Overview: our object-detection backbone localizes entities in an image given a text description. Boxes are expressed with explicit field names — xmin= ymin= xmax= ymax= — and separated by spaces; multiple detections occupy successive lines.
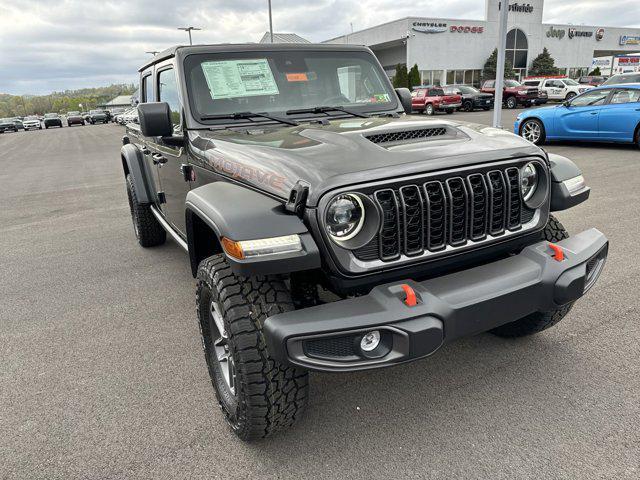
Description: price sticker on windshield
xmin=201 ymin=59 xmax=280 ymax=99
xmin=286 ymin=73 xmax=308 ymax=82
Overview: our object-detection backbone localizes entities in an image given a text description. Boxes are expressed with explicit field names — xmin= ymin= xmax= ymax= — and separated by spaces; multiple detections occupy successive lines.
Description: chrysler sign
xmin=412 ymin=21 xmax=447 ymax=34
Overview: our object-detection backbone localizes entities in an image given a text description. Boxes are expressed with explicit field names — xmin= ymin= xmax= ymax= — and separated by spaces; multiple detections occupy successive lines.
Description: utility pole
xmin=493 ymin=0 xmax=509 ymax=128
xmin=268 ymin=0 xmax=274 ymax=43
xmin=178 ymin=26 xmax=201 ymax=45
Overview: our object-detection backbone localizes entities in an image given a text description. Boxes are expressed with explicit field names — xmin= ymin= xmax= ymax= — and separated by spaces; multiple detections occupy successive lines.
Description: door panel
xmin=555 ymin=89 xmax=611 ymax=140
xmin=155 ymin=66 xmax=191 ymax=235
xmin=598 ymin=89 xmax=640 ymax=141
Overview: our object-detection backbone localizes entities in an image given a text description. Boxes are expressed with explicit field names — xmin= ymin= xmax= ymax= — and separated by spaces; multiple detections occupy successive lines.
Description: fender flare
xmin=120 ymin=143 xmax=157 ymax=204
xmin=185 ymin=182 xmax=321 ymax=277
xmin=547 ymin=153 xmax=590 ymax=211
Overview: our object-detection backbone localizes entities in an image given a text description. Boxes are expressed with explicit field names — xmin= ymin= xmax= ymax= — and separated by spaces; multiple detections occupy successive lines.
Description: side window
xmin=142 ymin=74 xmax=153 ymax=103
xmin=570 ymin=89 xmax=610 ymax=107
xmin=610 ymin=89 xmax=640 ymax=104
xmin=158 ymin=68 xmax=181 ymax=131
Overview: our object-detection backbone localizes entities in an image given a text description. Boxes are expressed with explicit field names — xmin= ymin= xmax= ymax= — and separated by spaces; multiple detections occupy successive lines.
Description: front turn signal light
xmin=222 ymin=235 xmax=302 ymax=260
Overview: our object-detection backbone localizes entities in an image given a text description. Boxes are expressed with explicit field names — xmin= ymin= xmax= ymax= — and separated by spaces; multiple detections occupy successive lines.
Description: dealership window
xmin=506 ymin=28 xmax=528 ymax=79
xmin=420 ymin=70 xmax=444 ymax=86
xmin=443 ymin=69 xmax=482 ymax=87
xmin=568 ymin=67 xmax=589 ymax=79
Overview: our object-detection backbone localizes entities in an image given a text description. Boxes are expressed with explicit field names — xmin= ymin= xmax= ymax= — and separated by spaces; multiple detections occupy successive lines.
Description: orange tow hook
xmin=548 ymin=243 xmax=565 ymax=262
xmin=401 ymin=284 xmax=417 ymax=307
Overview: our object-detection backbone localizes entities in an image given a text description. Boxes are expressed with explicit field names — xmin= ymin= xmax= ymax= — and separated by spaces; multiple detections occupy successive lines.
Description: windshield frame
xmin=181 ymin=47 xmax=400 ymax=127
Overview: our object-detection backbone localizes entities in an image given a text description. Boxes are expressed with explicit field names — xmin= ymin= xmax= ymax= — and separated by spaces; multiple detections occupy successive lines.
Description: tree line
xmin=391 ymin=48 xmax=600 ymax=88
xmin=0 ymin=84 xmax=137 ymax=118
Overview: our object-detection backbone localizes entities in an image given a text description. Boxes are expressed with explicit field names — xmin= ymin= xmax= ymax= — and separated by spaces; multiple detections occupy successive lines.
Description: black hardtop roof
xmin=138 ymin=43 xmax=372 ymax=72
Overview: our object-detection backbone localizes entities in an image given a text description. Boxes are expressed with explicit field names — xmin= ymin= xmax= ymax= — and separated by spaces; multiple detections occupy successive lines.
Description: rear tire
xmin=565 ymin=92 xmax=577 ymax=101
xmin=125 ymin=174 xmax=166 ymax=247
xmin=634 ymin=125 xmax=640 ymax=149
xmin=196 ymin=255 xmax=309 ymax=441
xmin=490 ymin=215 xmax=572 ymax=338
xmin=425 ymin=104 xmax=434 ymax=115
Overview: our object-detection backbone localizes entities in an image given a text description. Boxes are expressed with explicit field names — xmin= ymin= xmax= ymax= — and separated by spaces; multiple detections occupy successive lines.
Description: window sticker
xmin=370 ymin=93 xmax=391 ymax=103
xmin=286 ymin=73 xmax=308 ymax=82
xmin=201 ymin=59 xmax=279 ymax=99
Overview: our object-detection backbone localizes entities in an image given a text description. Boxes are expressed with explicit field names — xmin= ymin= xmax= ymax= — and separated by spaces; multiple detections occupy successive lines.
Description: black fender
xmin=548 ymin=153 xmax=590 ymax=211
xmin=120 ymin=143 xmax=157 ymax=204
xmin=185 ymin=182 xmax=321 ymax=277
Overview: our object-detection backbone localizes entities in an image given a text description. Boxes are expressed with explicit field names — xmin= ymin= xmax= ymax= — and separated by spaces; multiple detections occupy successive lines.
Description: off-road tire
xmin=490 ymin=215 xmax=573 ymax=337
xmin=505 ymin=96 xmax=517 ymax=109
xmin=196 ymin=255 xmax=309 ymax=441
xmin=125 ymin=174 xmax=166 ymax=247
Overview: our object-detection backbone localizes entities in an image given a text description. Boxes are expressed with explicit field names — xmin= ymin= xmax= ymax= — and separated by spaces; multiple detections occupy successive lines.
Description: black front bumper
xmin=264 ymin=229 xmax=608 ymax=372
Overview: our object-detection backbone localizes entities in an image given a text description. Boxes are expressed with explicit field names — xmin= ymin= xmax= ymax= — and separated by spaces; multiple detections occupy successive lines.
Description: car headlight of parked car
xmin=325 ymin=193 xmax=365 ymax=241
xmin=521 ymin=162 xmax=538 ymax=202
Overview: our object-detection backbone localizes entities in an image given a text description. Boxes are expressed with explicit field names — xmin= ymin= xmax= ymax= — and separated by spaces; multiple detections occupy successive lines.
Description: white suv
xmin=523 ymin=77 xmax=592 ymax=101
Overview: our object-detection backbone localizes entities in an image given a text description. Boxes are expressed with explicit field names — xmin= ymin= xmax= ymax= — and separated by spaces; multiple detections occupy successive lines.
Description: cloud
xmin=0 ymin=0 xmax=638 ymax=95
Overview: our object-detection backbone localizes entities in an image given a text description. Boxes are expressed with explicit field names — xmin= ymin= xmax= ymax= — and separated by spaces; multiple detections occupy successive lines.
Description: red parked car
xmin=480 ymin=79 xmax=548 ymax=109
xmin=411 ymin=86 xmax=462 ymax=115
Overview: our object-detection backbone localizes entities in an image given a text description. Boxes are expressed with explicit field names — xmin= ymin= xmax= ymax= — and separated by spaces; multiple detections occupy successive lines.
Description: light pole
xmin=178 ymin=26 xmax=201 ymax=45
xmin=492 ymin=0 xmax=509 ymax=128
xmin=268 ymin=0 xmax=274 ymax=43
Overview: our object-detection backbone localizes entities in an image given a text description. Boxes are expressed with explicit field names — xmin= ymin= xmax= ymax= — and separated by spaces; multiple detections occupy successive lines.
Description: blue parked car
xmin=515 ymin=84 xmax=640 ymax=147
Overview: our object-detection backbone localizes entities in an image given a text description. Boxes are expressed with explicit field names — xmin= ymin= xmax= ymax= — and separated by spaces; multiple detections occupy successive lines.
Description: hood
xmin=189 ymin=115 xmax=543 ymax=206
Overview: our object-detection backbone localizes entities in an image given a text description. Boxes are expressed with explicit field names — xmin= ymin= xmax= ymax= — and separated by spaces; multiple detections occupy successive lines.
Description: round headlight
xmin=521 ymin=162 xmax=538 ymax=202
xmin=325 ymin=193 xmax=364 ymax=241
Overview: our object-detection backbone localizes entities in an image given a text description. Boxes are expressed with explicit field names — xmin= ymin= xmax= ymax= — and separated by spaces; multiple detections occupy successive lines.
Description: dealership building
xmin=325 ymin=0 xmax=640 ymax=86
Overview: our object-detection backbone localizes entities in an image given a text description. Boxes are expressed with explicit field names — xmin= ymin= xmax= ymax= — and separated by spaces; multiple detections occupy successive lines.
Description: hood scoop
xmin=365 ymin=126 xmax=457 ymax=146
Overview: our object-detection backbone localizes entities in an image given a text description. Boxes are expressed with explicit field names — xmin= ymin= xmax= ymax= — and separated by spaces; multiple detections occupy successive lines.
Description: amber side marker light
xmin=221 ymin=235 xmax=303 ymax=260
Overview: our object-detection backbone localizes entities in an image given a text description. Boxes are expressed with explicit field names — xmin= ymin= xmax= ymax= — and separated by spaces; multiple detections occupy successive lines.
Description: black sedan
xmin=43 ymin=113 xmax=63 ymax=129
xmin=446 ymin=85 xmax=494 ymax=112
xmin=0 ymin=117 xmax=19 ymax=133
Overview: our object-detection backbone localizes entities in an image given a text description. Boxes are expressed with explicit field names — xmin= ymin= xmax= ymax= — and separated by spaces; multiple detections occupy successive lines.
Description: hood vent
xmin=365 ymin=127 xmax=448 ymax=145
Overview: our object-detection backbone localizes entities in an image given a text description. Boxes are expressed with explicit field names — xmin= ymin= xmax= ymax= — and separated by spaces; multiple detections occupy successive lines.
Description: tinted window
xmin=158 ymin=68 xmax=181 ymax=130
xmin=610 ymin=89 xmax=640 ymax=104
xmin=484 ymin=80 xmax=495 ymax=88
xmin=603 ymin=73 xmax=640 ymax=85
xmin=142 ymin=74 xmax=153 ymax=102
xmin=429 ymin=89 xmax=445 ymax=96
xmin=570 ymin=89 xmax=610 ymax=106
xmin=505 ymin=80 xmax=521 ymax=88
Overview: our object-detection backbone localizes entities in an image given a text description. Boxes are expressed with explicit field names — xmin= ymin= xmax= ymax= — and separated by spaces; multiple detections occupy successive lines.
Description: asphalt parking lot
xmin=1 ymin=111 xmax=639 ymax=480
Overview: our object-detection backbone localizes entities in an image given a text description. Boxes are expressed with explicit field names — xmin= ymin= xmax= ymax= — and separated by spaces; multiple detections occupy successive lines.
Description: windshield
xmin=90 ymin=110 xmax=103 ymax=114
xmin=563 ymin=79 xmax=579 ymax=86
xmin=505 ymin=80 xmax=521 ymax=87
xmin=184 ymin=49 xmax=397 ymax=122
xmin=25 ymin=116 xmax=38 ymax=120
xmin=603 ymin=73 xmax=640 ymax=85
xmin=68 ymin=111 xmax=80 ymax=115
xmin=44 ymin=113 xmax=58 ymax=118
xmin=456 ymin=86 xmax=477 ymax=94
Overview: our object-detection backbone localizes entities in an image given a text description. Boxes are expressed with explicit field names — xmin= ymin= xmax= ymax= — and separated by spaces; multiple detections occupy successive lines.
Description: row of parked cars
xmin=0 ymin=109 xmax=125 ymax=133
xmin=410 ymin=72 xmax=640 ymax=115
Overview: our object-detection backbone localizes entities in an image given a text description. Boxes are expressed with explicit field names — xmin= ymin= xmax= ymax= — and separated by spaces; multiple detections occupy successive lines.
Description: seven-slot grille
xmin=354 ymin=166 xmax=536 ymax=262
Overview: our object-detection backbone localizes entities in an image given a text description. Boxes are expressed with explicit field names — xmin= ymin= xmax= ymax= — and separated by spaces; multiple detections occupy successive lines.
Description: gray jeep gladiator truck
xmin=121 ymin=44 xmax=608 ymax=440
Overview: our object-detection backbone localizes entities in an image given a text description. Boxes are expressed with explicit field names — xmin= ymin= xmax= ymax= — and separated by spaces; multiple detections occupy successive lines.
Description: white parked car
xmin=523 ymin=77 xmax=593 ymax=101
xmin=22 ymin=116 xmax=42 ymax=130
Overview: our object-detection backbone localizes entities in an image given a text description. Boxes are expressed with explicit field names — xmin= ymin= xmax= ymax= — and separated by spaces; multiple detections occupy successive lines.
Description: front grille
xmin=366 ymin=127 xmax=447 ymax=145
xmin=354 ymin=165 xmax=538 ymax=262
xmin=526 ymin=88 xmax=538 ymax=98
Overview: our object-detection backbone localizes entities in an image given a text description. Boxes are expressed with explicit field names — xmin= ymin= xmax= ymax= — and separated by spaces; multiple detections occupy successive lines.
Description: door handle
xmin=152 ymin=153 xmax=167 ymax=165
xmin=590 ymin=112 xmax=598 ymax=115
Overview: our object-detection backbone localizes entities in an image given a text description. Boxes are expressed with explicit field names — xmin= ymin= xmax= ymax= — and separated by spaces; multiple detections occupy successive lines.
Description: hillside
xmin=0 ymin=84 xmax=137 ymax=117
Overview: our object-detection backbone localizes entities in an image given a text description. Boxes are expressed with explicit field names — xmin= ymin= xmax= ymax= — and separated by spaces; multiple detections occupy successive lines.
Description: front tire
xmin=196 ymin=255 xmax=309 ymax=440
xmin=520 ymin=118 xmax=546 ymax=145
xmin=125 ymin=174 xmax=166 ymax=247
xmin=490 ymin=215 xmax=572 ymax=338
xmin=505 ymin=96 xmax=517 ymax=109
xmin=462 ymin=100 xmax=473 ymax=112
xmin=565 ymin=92 xmax=577 ymax=101
xmin=425 ymin=103 xmax=434 ymax=116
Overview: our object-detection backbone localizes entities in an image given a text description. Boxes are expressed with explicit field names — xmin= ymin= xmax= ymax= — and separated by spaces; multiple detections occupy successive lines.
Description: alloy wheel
xmin=210 ymin=301 xmax=236 ymax=395
xmin=521 ymin=120 xmax=542 ymax=144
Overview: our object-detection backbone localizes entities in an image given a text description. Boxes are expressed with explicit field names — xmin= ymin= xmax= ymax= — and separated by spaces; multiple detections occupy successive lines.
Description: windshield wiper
xmin=200 ymin=111 xmax=299 ymax=126
xmin=285 ymin=106 xmax=370 ymax=119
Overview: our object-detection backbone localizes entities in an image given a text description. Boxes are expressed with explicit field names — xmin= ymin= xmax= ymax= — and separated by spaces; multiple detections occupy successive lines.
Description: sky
xmin=1 ymin=0 xmax=639 ymax=95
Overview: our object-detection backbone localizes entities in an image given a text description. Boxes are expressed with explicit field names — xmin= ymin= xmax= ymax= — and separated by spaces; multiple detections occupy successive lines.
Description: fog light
xmin=360 ymin=330 xmax=381 ymax=352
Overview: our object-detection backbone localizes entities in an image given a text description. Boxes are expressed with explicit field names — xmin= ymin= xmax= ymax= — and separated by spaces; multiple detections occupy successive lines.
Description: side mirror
xmin=138 ymin=102 xmax=173 ymax=137
xmin=395 ymin=88 xmax=412 ymax=114
xmin=562 ymin=100 xmax=571 ymax=107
